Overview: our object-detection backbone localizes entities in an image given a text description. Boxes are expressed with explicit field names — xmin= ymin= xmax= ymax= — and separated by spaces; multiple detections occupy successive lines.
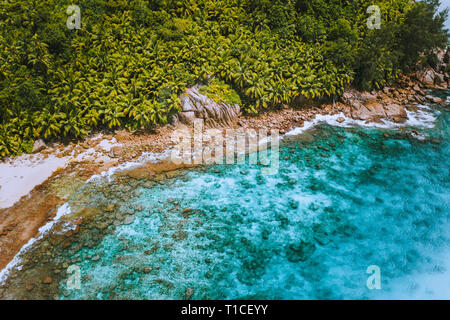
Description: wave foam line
xmin=0 ymin=203 xmax=72 ymax=285
xmin=285 ymin=105 xmax=438 ymax=137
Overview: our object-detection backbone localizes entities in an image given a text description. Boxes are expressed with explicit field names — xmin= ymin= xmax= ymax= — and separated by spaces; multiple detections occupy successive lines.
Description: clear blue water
xmin=59 ymin=100 xmax=449 ymax=300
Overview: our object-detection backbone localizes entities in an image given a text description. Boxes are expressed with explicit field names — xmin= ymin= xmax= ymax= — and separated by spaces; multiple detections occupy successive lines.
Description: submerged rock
xmin=185 ymin=288 xmax=194 ymax=300
xmin=172 ymin=230 xmax=188 ymax=241
xmin=285 ymin=241 xmax=316 ymax=263
xmin=143 ymin=267 xmax=152 ymax=274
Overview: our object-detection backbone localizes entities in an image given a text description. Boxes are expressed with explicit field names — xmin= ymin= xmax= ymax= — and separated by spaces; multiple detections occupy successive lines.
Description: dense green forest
xmin=0 ymin=0 xmax=448 ymax=157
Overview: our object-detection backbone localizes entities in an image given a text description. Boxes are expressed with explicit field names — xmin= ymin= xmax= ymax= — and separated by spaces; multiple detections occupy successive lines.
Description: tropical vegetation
xmin=0 ymin=0 xmax=448 ymax=157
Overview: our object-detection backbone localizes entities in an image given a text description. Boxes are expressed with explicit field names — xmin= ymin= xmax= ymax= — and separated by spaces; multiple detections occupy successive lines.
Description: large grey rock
xmin=180 ymin=94 xmax=194 ymax=112
xmin=359 ymin=92 xmax=377 ymax=103
xmin=175 ymin=86 xmax=241 ymax=127
xmin=32 ymin=139 xmax=46 ymax=153
xmin=417 ymin=68 xmax=436 ymax=86
xmin=178 ymin=111 xmax=196 ymax=125
xmin=384 ymin=103 xmax=407 ymax=123
xmin=351 ymin=102 xmax=391 ymax=121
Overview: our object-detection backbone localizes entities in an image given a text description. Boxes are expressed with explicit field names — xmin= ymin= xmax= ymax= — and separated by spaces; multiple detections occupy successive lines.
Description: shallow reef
xmin=1 ymin=96 xmax=449 ymax=300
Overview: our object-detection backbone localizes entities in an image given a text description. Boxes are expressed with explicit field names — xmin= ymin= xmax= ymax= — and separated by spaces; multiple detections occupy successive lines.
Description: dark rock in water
xmin=154 ymin=279 xmax=174 ymax=289
xmin=181 ymin=208 xmax=194 ymax=218
xmin=114 ymin=255 xmax=136 ymax=266
xmin=274 ymin=213 xmax=289 ymax=229
xmin=172 ymin=230 xmax=188 ymax=241
xmin=261 ymin=229 xmax=271 ymax=240
xmin=289 ymin=201 xmax=299 ymax=209
xmin=143 ymin=267 xmax=152 ymax=274
xmin=237 ymin=256 xmax=267 ymax=284
xmin=145 ymin=242 xmax=160 ymax=255
xmin=286 ymin=241 xmax=316 ymax=263
xmin=430 ymin=138 xmax=441 ymax=145
xmin=314 ymin=234 xmax=330 ymax=246
xmin=185 ymin=288 xmax=194 ymax=300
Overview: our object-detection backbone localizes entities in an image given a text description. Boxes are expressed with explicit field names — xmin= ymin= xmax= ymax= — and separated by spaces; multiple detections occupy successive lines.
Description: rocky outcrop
xmin=341 ymin=56 xmax=450 ymax=124
xmin=425 ymin=95 xmax=444 ymax=104
xmin=416 ymin=67 xmax=448 ymax=88
xmin=173 ymin=86 xmax=241 ymax=127
xmin=342 ymin=90 xmax=407 ymax=123
xmin=417 ymin=68 xmax=437 ymax=87
xmin=416 ymin=47 xmax=450 ymax=89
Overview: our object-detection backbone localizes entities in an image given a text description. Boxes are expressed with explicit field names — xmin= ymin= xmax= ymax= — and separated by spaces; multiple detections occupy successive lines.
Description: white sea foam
xmin=86 ymin=103 xmax=442 ymax=185
xmin=86 ymin=149 xmax=172 ymax=183
xmin=285 ymin=104 xmax=439 ymax=138
xmin=97 ymin=137 xmax=120 ymax=152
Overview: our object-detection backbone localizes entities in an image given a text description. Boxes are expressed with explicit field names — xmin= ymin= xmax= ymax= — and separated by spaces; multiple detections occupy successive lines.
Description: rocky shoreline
xmin=0 ymin=55 xmax=449 ymax=298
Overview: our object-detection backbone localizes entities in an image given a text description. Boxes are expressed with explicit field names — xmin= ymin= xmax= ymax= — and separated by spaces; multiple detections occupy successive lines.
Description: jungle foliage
xmin=0 ymin=0 xmax=448 ymax=157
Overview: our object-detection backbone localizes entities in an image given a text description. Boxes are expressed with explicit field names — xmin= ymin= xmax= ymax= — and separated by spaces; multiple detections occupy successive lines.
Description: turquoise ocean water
xmin=58 ymin=95 xmax=449 ymax=300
